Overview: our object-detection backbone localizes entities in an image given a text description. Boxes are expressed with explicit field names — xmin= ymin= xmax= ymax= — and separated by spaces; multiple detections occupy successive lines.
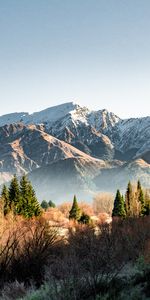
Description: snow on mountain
xmin=0 ymin=112 xmax=29 ymax=127
xmin=0 ymin=102 xmax=120 ymax=130
xmin=0 ymin=102 xmax=150 ymax=198
xmin=24 ymin=102 xmax=79 ymax=125
xmin=0 ymin=101 xmax=150 ymax=163
xmin=112 ymin=117 xmax=150 ymax=161
xmin=0 ymin=102 xmax=78 ymax=126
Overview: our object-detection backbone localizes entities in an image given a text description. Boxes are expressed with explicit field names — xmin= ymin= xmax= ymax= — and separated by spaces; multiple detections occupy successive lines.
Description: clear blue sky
xmin=0 ymin=0 xmax=150 ymax=118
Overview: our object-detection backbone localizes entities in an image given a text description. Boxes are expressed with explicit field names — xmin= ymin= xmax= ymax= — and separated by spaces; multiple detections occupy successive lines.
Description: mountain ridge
xmin=0 ymin=102 xmax=150 ymax=201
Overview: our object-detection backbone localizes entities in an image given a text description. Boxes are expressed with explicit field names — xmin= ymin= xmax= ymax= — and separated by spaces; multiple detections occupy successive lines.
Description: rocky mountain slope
xmin=0 ymin=102 xmax=150 ymax=201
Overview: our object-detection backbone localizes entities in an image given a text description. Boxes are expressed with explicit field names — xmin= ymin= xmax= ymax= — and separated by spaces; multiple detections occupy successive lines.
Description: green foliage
xmin=22 ymin=180 xmax=41 ymax=218
xmin=125 ymin=181 xmax=133 ymax=216
xmin=48 ymin=200 xmax=56 ymax=208
xmin=9 ymin=175 xmax=21 ymax=214
xmin=138 ymin=189 xmax=145 ymax=216
xmin=19 ymin=175 xmax=41 ymax=218
xmin=41 ymin=200 xmax=55 ymax=210
xmin=1 ymin=184 xmax=10 ymax=215
xmin=41 ymin=200 xmax=49 ymax=210
xmin=69 ymin=195 xmax=81 ymax=221
xmin=1 ymin=175 xmax=41 ymax=218
xmin=136 ymin=180 xmax=147 ymax=216
xmin=79 ymin=212 xmax=91 ymax=224
xmin=112 ymin=190 xmax=126 ymax=217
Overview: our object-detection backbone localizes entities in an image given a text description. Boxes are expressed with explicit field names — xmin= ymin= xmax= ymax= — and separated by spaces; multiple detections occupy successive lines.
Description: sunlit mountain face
xmin=0 ymin=102 xmax=150 ymax=202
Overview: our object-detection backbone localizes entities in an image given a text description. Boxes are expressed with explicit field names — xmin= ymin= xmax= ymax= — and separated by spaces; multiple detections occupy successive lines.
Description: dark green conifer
xmin=20 ymin=177 xmax=41 ymax=218
xmin=138 ymin=188 xmax=146 ymax=216
xmin=125 ymin=181 xmax=133 ymax=216
xmin=1 ymin=185 xmax=10 ymax=215
xmin=69 ymin=195 xmax=81 ymax=221
xmin=136 ymin=180 xmax=146 ymax=216
xmin=9 ymin=175 xmax=21 ymax=214
xmin=112 ymin=190 xmax=126 ymax=217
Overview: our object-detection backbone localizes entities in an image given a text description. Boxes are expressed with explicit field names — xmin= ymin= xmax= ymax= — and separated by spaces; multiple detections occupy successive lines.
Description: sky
xmin=0 ymin=0 xmax=150 ymax=118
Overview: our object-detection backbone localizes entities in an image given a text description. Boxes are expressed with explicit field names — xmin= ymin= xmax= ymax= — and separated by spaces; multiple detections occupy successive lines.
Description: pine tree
xmin=69 ymin=195 xmax=81 ymax=221
xmin=144 ymin=190 xmax=150 ymax=216
xmin=20 ymin=175 xmax=29 ymax=215
xmin=138 ymin=188 xmax=145 ymax=216
xmin=1 ymin=185 xmax=10 ymax=215
xmin=9 ymin=175 xmax=21 ymax=214
xmin=112 ymin=190 xmax=126 ymax=217
xmin=125 ymin=181 xmax=133 ymax=216
xmin=20 ymin=176 xmax=41 ymax=218
xmin=136 ymin=180 xmax=146 ymax=216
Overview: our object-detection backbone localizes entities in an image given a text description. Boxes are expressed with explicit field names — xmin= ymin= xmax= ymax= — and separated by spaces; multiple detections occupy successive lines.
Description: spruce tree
xmin=137 ymin=180 xmax=142 ymax=191
xmin=125 ymin=181 xmax=133 ymax=216
xmin=144 ymin=190 xmax=150 ymax=216
xmin=112 ymin=190 xmax=126 ymax=217
xmin=69 ymin=195 xmax=81 ymax=221
xmin=20 ymin=175 xmax=29 ymax=215
xmin=20 ymin=176 xmax=41 ymax=218
xmin=1 ymin=185 xmax=10 ymax=215
xmin=138 ymin=189 xmax=146 ymax=216
xmin=9 ymin=175 xmax=21 ymax=214
xmin=136 ymin=180 xmax=146 ymax=216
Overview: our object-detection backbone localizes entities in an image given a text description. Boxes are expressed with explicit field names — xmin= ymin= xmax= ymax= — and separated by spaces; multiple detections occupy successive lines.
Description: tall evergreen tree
xmin=125 ymin=181 xmax=133 ymax=216
xmin=138 ymin=188 xmax=146 ymax=216
xmin=69 ymin=195 xmax=81 ymax=221
xmin=144 ymin=190 xmax=150 ymax=216
xmin=136 ymin=180 xmax=146 ymax=216
xmin=9 ymin=175 xmax=21 ymax=214
xmin=137 ymin=180 xmax=142 ymax=191
xmin=20 ymin=176 xmax=41 ymax=218
xmin=112 ymin=190 xmax=126 ymax=217
xmin=1 ymin=185 xmax=10 ymax=215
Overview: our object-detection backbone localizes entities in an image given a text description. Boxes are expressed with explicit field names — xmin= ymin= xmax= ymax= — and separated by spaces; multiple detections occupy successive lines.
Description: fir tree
xmin=144 ymin=190 xmax=150 ymax=216
xmin=137 ymin=180 xmax=142 ymax=191
xmin=20 ymin=175 xmax=29 ymax=215
xmin=138 ymin=188 xmax=146 ymax=216
xmin=69 ymin=195 xmax=81 ymax=221
xmin=9 ymin=175 xmax=21 ymax=214
xmin=1 ymin=185 xmax=10 ymax=215
xmin=20 ymin=176 xmax=41 ymax=218
xmin=136 ymin=180 xmax=146 ymax=216
xmin=112 ymin=190 xmax=126 ymax=217
xmin=125 ymin=181 xmax=133 ymax=216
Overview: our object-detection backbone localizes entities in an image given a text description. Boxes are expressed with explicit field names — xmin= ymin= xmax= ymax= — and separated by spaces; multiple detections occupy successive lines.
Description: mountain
xmin=0 ymin=122 xmax=109 ymax=199
xmin=0 ymin=102 xmax=150 ymax=201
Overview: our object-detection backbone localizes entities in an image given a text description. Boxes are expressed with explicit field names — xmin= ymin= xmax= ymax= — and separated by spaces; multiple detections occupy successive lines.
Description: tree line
xmin=112 ymin=180 xmax=150 ymax=218
xmin=1 ymin=175 xmax=41 ymax=218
